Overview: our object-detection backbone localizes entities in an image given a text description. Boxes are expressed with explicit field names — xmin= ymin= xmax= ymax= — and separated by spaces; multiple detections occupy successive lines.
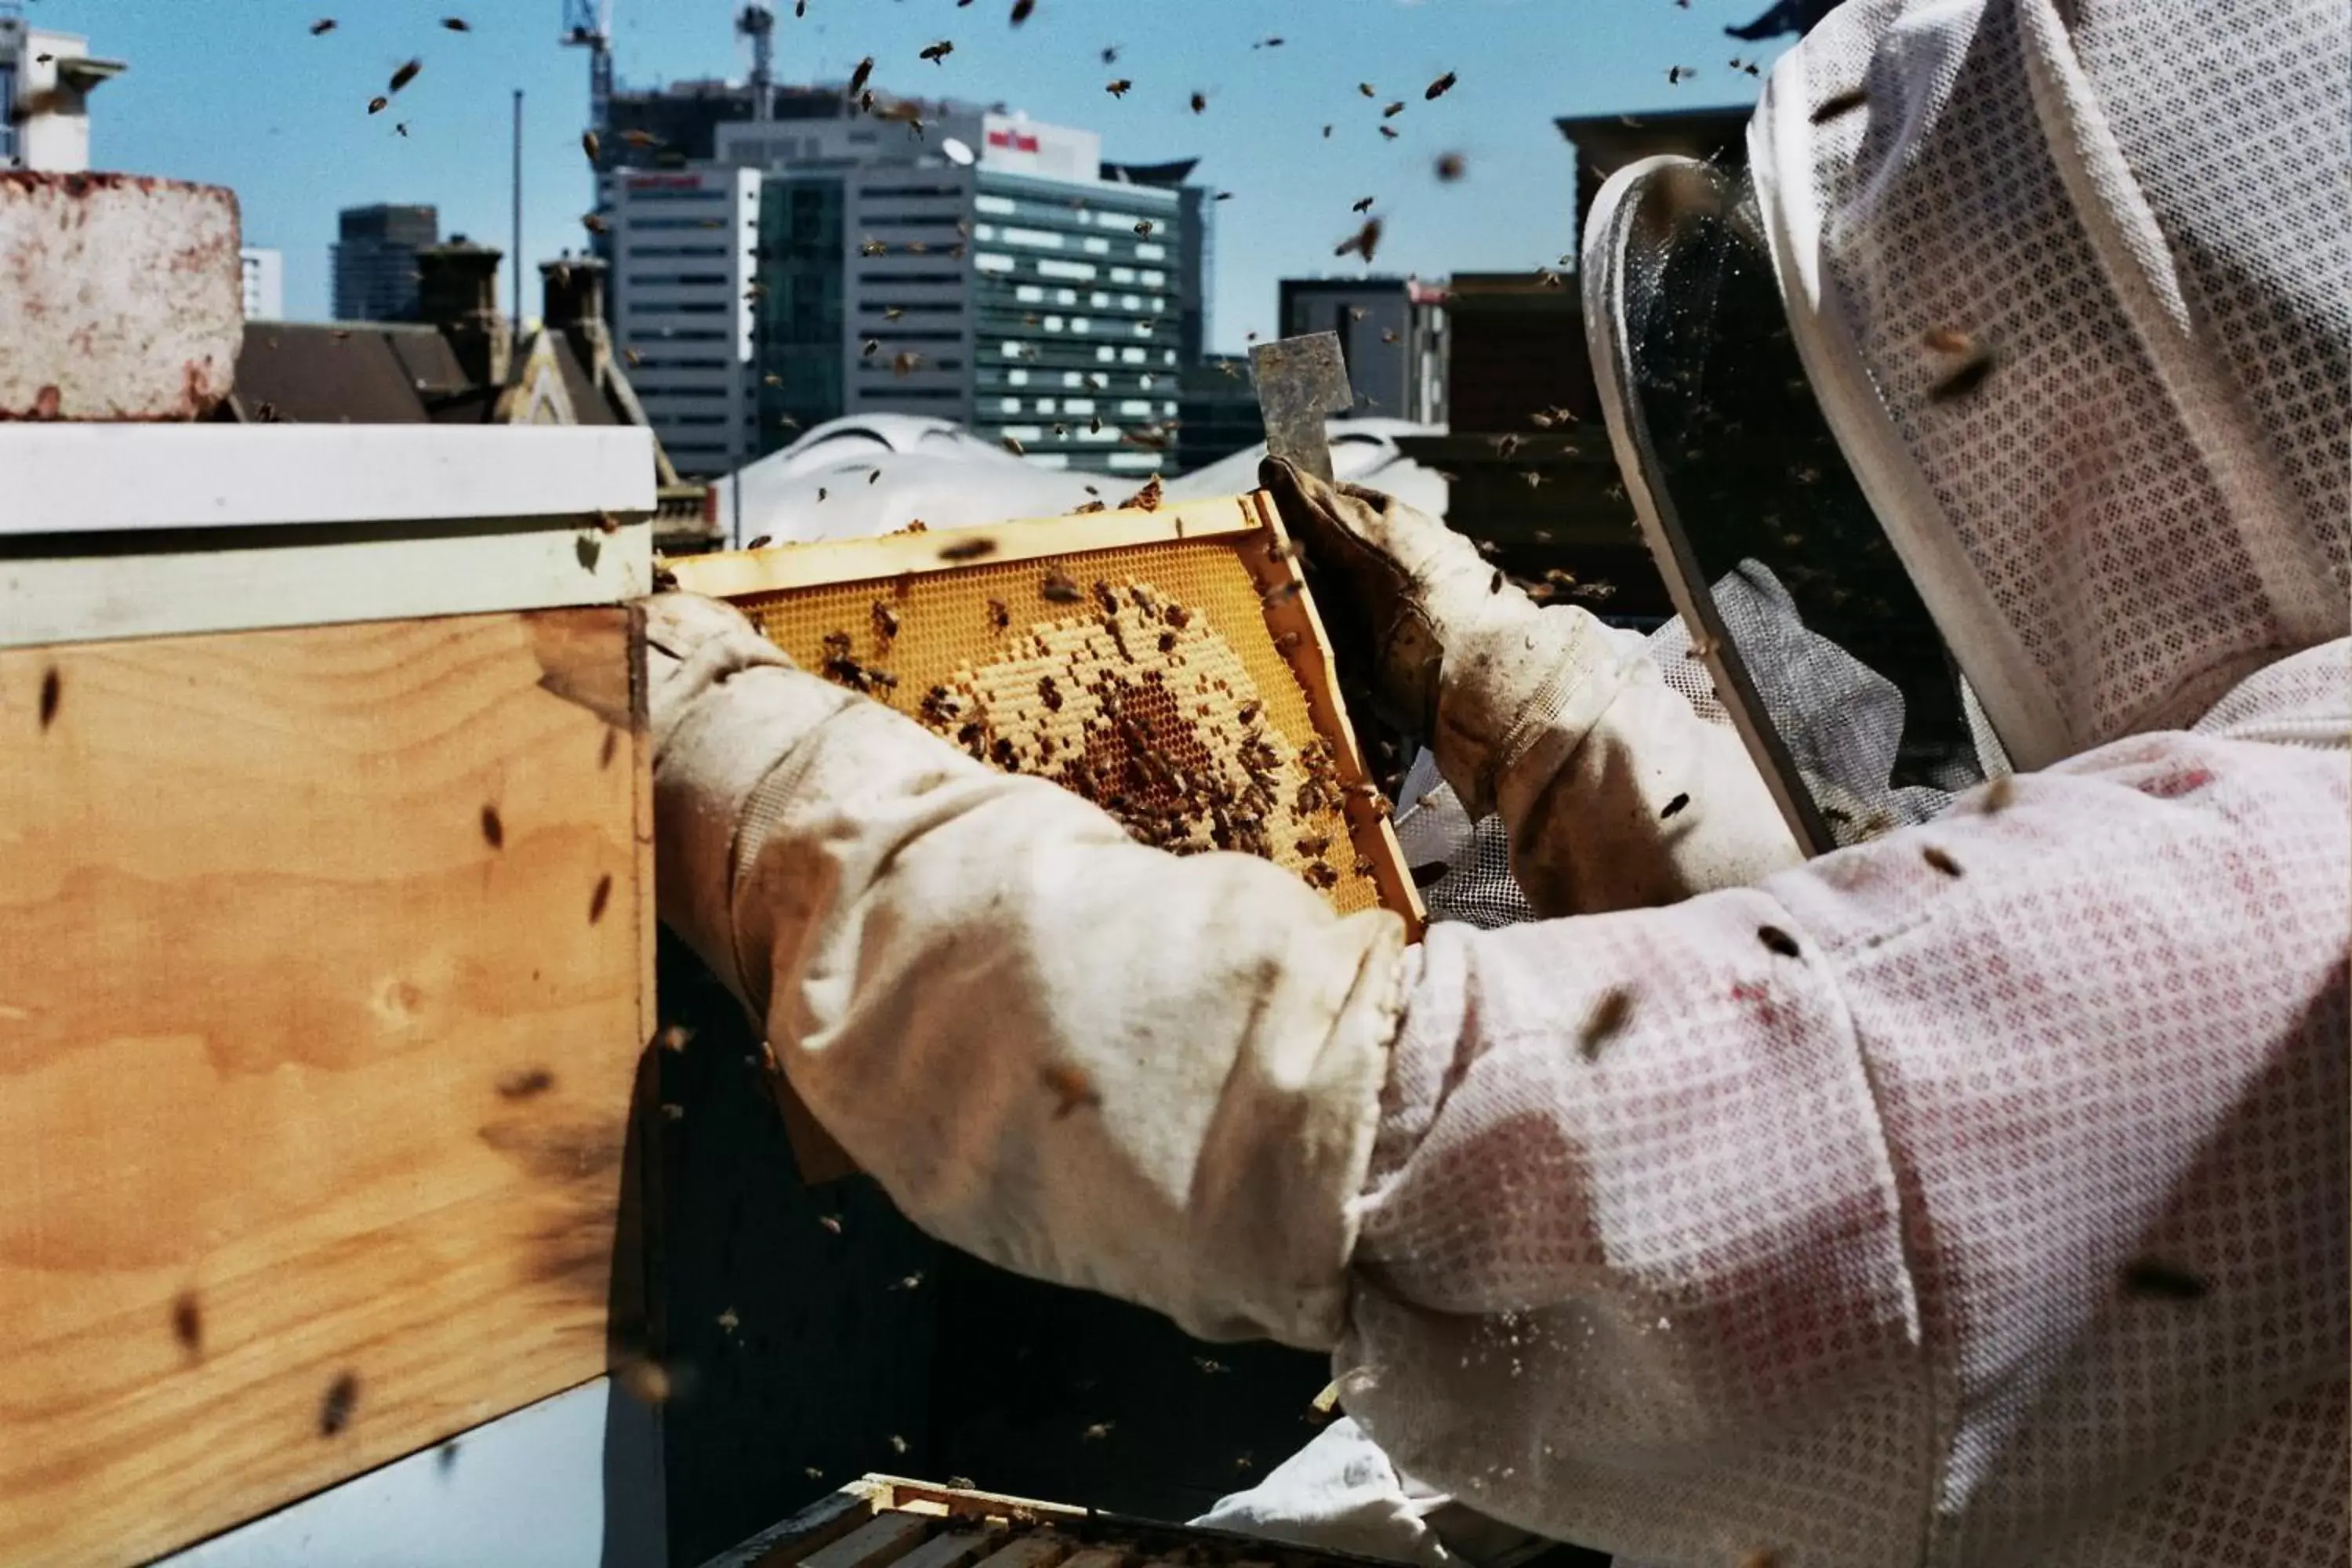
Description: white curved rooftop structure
xmin=713 ymin=415 xmax=1448 ymax=547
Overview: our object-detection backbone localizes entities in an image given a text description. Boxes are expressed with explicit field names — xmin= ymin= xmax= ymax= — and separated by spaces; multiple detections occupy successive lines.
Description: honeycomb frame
xmin=671 ymin=493 xmax=1424 ymax=934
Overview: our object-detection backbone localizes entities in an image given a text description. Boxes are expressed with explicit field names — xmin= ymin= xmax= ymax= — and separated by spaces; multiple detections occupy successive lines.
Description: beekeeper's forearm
xmin=1429 ymin=601 xmax=1802 ymax=916
xmin=654 ymin=626 xmax=1407 ymax=1351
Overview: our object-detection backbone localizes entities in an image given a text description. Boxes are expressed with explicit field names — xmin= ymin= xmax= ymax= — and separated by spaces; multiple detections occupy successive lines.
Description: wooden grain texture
xmin=1240 ymin=490 xmax=1427 ymax=938
xmin=0 ymin=608 xmax=654 ymax=1568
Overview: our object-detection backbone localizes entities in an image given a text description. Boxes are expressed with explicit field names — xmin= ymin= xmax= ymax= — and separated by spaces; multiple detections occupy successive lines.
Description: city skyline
xmin=63 ymin=0 xmax=1789 ymax=354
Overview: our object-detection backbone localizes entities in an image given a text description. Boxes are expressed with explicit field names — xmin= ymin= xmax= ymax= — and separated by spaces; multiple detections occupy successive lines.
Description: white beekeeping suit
xmin=644 ymin=0 xmax=2350 ymax=1562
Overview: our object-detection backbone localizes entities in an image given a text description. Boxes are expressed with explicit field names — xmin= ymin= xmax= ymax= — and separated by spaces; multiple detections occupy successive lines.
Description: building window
xmin=1001 ymin=227 xmax=1065 ymax=249
xmin=1109 ymin=267 xmax=1137 ymax=284
xmin=1036 ymin=259 xmax=1097 ymax=281
xmin=975 ymin=194 xmax=1016 ymax=215
xmin=1083 ymin=237 xmax=1110 ymax=255
xmin=1134 ymin=244 xmax=1167 ymax=261
xmin=975 ymin=253 xmax=1015 ymax=274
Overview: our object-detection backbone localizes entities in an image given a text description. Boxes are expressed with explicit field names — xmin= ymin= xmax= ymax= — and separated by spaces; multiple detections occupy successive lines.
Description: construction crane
xmin=561 ymin=0 xmax=614 ymax=144
xmin=736 ymin=2 xmax=775 ymax=123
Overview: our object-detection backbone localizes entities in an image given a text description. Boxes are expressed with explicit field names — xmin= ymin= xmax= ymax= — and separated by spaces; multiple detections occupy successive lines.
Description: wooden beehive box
xmin=670 ymin=493 xmax=1424 ymax=932
xmin=705 ymin=1473 xmax=1444 ymax=1568
xmin=0 ymin=426 xmax=660 ymax=1567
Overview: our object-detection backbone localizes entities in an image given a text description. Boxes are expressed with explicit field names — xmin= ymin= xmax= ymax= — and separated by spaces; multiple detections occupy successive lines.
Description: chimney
xmin=540 ymin=256 xmax=608 ymax=333
xmin=416 ymin=238 xmax=510 ymax=387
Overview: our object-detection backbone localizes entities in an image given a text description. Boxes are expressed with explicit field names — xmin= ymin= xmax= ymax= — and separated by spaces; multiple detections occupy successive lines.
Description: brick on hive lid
xmin=0 ymin=171 xmax=242 ymax=421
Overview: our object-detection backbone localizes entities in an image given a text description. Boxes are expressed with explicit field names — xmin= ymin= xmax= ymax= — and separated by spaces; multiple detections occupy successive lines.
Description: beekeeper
xmin=645 ymin=0 xmax=2349 ymax=1561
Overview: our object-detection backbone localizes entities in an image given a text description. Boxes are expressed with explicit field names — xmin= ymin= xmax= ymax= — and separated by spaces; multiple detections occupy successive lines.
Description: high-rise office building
xmin=240 ymin=249 xmax=285 ymax=321
xmin=331 ymin=205 xmax=439 ymax=324
xmin=605 ymin=167 xmax=762 ymax=478
xmin=609 ymin=100 xmax=1191 ymax=480
xmin=720 ymin=107 xmax=1176 ymax=474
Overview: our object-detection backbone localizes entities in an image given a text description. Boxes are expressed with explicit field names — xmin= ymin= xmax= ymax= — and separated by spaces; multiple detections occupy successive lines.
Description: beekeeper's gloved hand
xmin=1261 ymin=454 xmax=1800 ymax=913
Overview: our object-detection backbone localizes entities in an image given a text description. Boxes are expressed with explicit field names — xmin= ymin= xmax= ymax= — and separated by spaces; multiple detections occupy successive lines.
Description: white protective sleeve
xmin=1425 ymin=595 xmax=1805 ymax=916
xmin=1334 ymin=642 xmax=2350 ymax=1566
xmin=650 ymin=600 xmax=1408 ymax=1351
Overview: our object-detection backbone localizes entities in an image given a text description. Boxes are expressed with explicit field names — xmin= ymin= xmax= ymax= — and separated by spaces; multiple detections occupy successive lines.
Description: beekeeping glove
xmin=1261 ymin=456 xmax=1799 ymax=913
xmin=645 ymin=589 xmax=1406 ymax=1351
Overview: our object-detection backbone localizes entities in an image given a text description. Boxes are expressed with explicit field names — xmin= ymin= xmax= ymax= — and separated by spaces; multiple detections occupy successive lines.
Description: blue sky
xmin=59 ymin=0 xmax=1790 ymax=351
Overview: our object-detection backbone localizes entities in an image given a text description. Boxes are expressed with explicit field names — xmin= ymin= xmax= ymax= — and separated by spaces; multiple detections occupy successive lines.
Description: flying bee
xmin=1378 ymin=125 xmax=1399 ymax=139
xmin=920 ymin=39 xmax=954 ymax=64
xmin=1435 ymin=151 xmax=1466 ymax=181
xmin=1382 ymin=100 xmax=1406 ymax=118
xmin=1040 ymin=1062 xmax=1102 ymax=1118
xmin=1336 ymin=217 xmax=1383 ymax=264
xmin=938 ymin=536 xmax=997 ymax=561
xmin=319 ymin=1371 xmax=361 ymax=1436
xmin=1041 ymin=566 xmax=1083 ymax=602
xmin=849 ymin=56 xmax=875 ymax=96
xmin=1927 ymin=348 xmax=1997 ymax=403
xmin=1577 ymin=987 xmax=1633 ymax=1059
xmin=1105 ymin=78 xmax=1132 ymax=97
xmin=389 ymin=59 xmax=422 ymax=93
xmin=1352 ymin=195 xmax=1376 ymax=212
xmin=1425 ymin=71 xmax=1457 ymax=99
xmin=1190 ymin=91 xmax=1207 ymax=113
xmin=310 ymin=18 xmax=338 ymax=34
xmin=871 ymin=601 xmax=898 ymax=641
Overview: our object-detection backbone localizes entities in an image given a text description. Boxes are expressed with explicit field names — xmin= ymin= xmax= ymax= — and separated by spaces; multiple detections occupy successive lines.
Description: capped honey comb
xmin=670 ymin=494 xmax=1421 ymax=929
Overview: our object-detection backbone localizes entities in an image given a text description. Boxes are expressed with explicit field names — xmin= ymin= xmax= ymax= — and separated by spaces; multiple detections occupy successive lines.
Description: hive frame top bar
xmin=670 ymin=494 xmax=1267 ymax=600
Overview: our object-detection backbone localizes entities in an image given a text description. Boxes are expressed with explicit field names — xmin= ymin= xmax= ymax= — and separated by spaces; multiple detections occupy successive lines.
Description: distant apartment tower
xmin=1278 ymin=276 xmax=1449 ymax=426
xmin=240 ymin=249 xmax=285 ymax=321
xmin=332 ymin=205 xmax=439 ymax=324
xmin=606 ymin=166 xmax=761 ymax=478
xmin=688 ymin=107 xmax=1185 ymax=478
xmin=0 ymin=16 xmax=125 ymax=172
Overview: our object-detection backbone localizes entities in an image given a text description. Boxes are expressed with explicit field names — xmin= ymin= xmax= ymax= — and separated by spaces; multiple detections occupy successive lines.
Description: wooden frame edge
xmin=667 ymin=497 xmax=1258 ymax=600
